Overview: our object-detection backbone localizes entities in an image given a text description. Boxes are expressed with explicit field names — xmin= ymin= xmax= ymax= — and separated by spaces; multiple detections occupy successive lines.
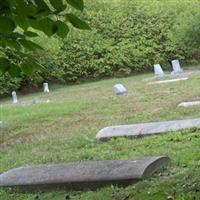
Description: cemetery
xmin=0 ymin=0 xmax=200 ymax=200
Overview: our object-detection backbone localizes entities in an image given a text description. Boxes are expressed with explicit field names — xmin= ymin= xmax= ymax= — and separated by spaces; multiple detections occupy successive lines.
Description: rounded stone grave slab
xmin=178 ymin=101 xmax=200 ymax=108
xmin=96 ymin=118 xmax=200 ymax=141
xmin=147 ymin=77 xmax=188 ymax=85
xmin=0 ymin=157 xmax=170 ymax=192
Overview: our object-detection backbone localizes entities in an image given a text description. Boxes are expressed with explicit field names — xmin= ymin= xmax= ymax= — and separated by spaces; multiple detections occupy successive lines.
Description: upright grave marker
xmin=154 ymin=64 xmax=164 ymax=76
xmin=171 ymin=59 xmax=183 ymax=74
xmin=11 ymin=91 xmax=18 ymax=104
xmin=0 ymin=121 xmax=3 ymax=129
xmin=113 ymin=84 xmax=127 ymax=95
xmin=43 ymin=83 xmax=49 ymax=93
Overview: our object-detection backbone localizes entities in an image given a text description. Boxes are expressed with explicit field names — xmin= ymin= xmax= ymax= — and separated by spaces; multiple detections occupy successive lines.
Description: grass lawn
xmin=0 ymin=70 xmax=200 ymax=200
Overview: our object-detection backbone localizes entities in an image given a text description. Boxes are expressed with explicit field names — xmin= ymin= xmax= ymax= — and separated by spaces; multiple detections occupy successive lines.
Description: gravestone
xmin=96 ymin=118 xmax=200 ymax=141
xmin=43 ymin=83 xmax=49 ymax=93
xmin=11 ymin=91 xmax=18 ymax=104
xmin=154 ymin=64 xmax=164 ymax=76
xmin=113 ymin=84 xmax=127 ymax=95
xmin=0 ymin=156 xmax=170 ymax=192
xmin=0 ymin=121 xmax=3 ymax=129
xmin=178 ymin=101 xmax=200 ymax=108
xmin=171 ymin=59 xmax=183 ymax=74
xmin=148 ymin=77 xmax=188 ymax=85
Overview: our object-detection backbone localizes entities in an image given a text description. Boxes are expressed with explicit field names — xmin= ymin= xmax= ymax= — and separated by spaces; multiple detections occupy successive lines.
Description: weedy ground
xmin=0 ymin=68 xmax=200 ymax=200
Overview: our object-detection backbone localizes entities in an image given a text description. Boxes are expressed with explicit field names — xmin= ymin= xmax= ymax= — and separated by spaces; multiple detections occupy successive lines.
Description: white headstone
xmin=12 ymin=91 xmax=18 ymax=104
xmin=113 ymin=84 xmax=127 ymax=95
xmin=154 ymin=64 xmax=164 ymax=76
xmin=171 ymin=59 xmax=183 ymax=74
xmin=43 ymin=83 xmax=49 ymax=93
xmin=0 ymin=121 xmax=3 ymax=129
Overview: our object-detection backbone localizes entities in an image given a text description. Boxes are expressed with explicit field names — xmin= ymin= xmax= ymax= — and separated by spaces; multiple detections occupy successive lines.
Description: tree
xmin=0 ymin=0 xmax=90 ymax=77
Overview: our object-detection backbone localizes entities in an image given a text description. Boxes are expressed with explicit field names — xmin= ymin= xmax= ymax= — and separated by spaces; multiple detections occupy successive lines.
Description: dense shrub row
xmin=0 ymin=0 xmax=200 ymax=95
xmin=57 ymin=0 xmax=200 ymax=82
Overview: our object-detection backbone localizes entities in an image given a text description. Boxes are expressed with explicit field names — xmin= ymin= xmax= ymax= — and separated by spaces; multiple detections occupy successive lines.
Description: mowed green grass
xmin=0 ymin=70 xmax=200 ymax=200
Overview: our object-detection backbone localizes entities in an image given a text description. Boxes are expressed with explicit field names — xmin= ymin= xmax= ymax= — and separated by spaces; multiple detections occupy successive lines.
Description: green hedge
xmin=1 ymin=0 xmax=200 ymax=95
xmin=56 ymin=0 xmax=200 ymax=82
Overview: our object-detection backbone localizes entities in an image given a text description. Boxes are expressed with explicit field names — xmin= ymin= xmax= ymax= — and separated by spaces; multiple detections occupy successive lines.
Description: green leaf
xmin=49 ymin=0 xmax=66 ymax=12
xmin=24 ymin=31 xmax=39 ymax=37
xmin=8 ymin=63 xmax=21 ymax=77
xmin=19 ymin=39 xmax=43 ymax=51
xmin=0 ymin=1 xmax=10 ymax=15
xmin=66 ymin=0 xmax=84 ymax=11
xmin=4 ymin=39 xmax=22 ymax=50
xmin=30 ymin=18 xmax=57 ymax=36
xmin=0 ymin=16 xmax=16 ymax=35
xmin=14 ymin=15 xmax=29 ymax=30
xmin=34 ymin=0 xmax=51 ymax=15
xmin=0 ymin=57 xmax=10 ymax=73
xmin=21 ymin=61 xmax=35 ymax=76
xmin=66 ymin=14 xmax=91 ymax=30
xmin=14 ymin=0 xmax=37 ymax=17
xmin=55 ymin=21 xmax=69 ymax=38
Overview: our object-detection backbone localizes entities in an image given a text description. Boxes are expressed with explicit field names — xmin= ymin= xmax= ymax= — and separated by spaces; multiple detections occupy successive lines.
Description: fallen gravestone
xmin=178 ymin=101 xmax=200 ymax=108
xmin=113 ymin=84 xmax=127 ymax=95
xmin=43 ymin=82 xmax=50 ymax=93
xmin=0 ymin=157 xmax=170 ymax=192
xmin=12 ymin=91 xmax=18 ymax=104
xmin=96 ymin=118 xmax=200 ymax=141
xmin=148 ymin=77 xmax=188 ymax=85
xmin=171 ymin=59 xmax=183 ymax=74
xmin=154 ymin=64 xmax=164 ymax=76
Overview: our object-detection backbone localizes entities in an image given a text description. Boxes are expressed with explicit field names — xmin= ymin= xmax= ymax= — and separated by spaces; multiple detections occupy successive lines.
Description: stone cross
xmin=171 ymin=59 xmax=183 ymax=74
xmin=113 ymin=84 xmax=127 ymax=95
xmin=154 ymin=64 xmax=164 ymax=76
xmin=12 ymin=91 xmax=18 ymax=104
xmin=43 ymin=83 xmax=49 ymax=93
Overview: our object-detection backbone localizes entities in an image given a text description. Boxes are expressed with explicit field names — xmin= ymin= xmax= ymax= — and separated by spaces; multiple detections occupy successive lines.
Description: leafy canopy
xmin=0 ymin=0 xmax=90 ymax=77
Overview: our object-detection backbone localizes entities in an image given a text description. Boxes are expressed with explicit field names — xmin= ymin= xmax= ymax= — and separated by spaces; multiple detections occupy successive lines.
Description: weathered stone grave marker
xmin=113 ymin=84 xmax=127 ymax=95
xmin=0 ymin=121 xmax=4 ymax=129
xmin=0 ymin=156 xmax=170 ymax=192
xmin=154 ymin=64 xmax=164 ymax=76
xmin=11 ymin=91 xmax=18 ymax=104
xmin=43 ymin=82 xmax=49 ymax=93
xmin=178 ymin=101 xmax=200 ymax=108
xmin=148 ymin=77 xmax=188 ymax=85
xmin=96 ymin=118 xmax=200 ymax=141
xmin=171 ymin=59 xmax=183 ymax=74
